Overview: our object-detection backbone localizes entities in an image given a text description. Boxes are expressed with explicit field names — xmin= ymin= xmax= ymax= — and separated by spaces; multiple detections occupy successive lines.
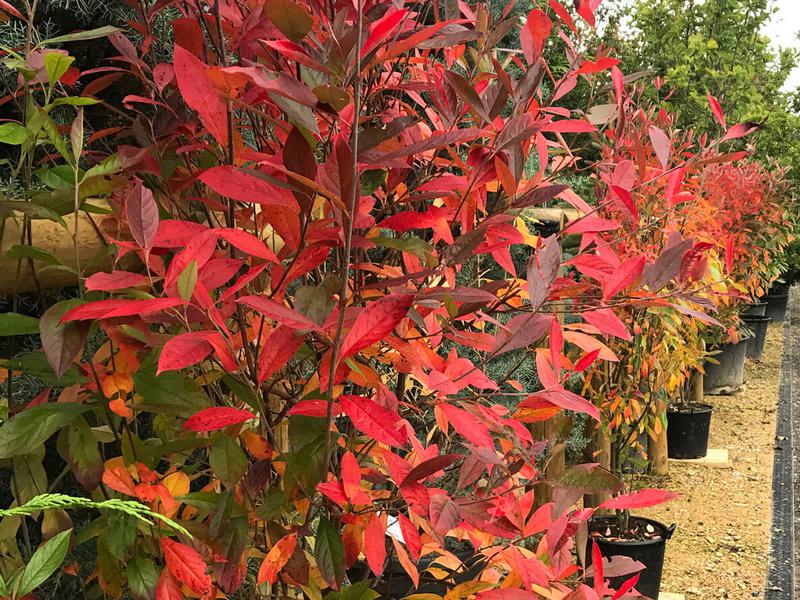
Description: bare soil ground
xmin=639 ymin=323 xmax=783 ymax=599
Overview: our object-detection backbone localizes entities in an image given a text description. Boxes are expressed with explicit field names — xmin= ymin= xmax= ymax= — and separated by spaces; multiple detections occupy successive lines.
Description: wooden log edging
xmin=0 ymin=208 xmax=111 ymax=295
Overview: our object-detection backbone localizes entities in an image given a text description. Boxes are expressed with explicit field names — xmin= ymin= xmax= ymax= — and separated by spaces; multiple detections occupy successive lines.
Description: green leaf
xmin=359 ymin=169 xmax=387 ymax=196
xmin=209 ymin=435 xmax=248 ymax=489
xmin=40 ymin=26 xmax=120 ymax=44
xmin=125 ymin=553 xmax=158 ymax=600
xmin=40 ymin=112 xmax=71 ymax=163
xmin=133 ymin=361 xmax=208 ymax=415
xmin=315 ymin=516 xmax=345 ymax=589
xmin=18 ymin=528 xmax=72 ymax=596
xmin=265 ymin=0 xmax=313 ymax=42
xmin=559 ymin=464 xmax=625 ymax=493
xmin=51 ymin=97 xmax=102 ymax=107
xmin=57 ymin=416 xmax=103 ymax=489
xmin=324 ymin=581 xmax=379 ymax=600
xmin=105 ymin=512 xmax=137 ymax=561
xmin=2 ymin=351 xmax=81 ymax=386
xmin=36 ymin=165 xmax=80 ymax=190
xmin=44 ymin=52 xmax=75 ymax=85
xmin=6 ymin=244 xmax=61 ymax=266
xmin=374 ymin=235 xmax=432 ymax=259
xmin=0 ymin=572 xmax=8 ymax=597
xmin=177 ymin=259 xmax=198 ymax=301
xmin=0 ymin=403 xmax=90 ymax=459
xmin=0 ymin=122 xmax=29 ymax=145
xmin=0 ymin=201 xmax=67 ymax=226
xmin=0 ymin=312 xmax=40 ymax=336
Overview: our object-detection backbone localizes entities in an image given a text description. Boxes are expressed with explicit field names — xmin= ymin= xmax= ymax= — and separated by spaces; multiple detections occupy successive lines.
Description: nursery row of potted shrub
xmin=587 ymin=287 xmax=789 ymax=599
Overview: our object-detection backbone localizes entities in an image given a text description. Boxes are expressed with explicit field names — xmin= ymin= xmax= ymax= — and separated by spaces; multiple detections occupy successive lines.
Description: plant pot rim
xmin=747 ymin=301 xmax=768 ymax=307
xmin=589 ymin=516 xmax=676 ymax=547
xmin=741 ymin=315 xmax=771 ymax=322
xmin=667 ymin=403 xmax=713 ymax=414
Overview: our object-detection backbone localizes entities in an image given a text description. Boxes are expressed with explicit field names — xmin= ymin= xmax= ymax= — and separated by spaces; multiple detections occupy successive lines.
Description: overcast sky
xmin=763 ymin=0 xmax=800 ymax=92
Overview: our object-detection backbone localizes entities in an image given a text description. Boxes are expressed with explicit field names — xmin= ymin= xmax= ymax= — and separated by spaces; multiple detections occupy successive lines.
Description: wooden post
xmin=584 ymin=425 xmax=612 ymax=509
xmin=651 ymin=411 xmax=669 ymax=476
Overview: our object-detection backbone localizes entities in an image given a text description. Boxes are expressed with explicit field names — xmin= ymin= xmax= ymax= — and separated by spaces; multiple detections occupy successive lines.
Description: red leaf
xmin=154 ymin=220 xmax=209 ymax=248
xmin=127 ymin=178 xmax=159 ymax=251
xmin=598 ymin=488 xmax=679 ymax=511
xmin=158 ymin=332 xmax=214 ymax=374
xmin=257 ymin=532 xmax=298 ymax=585
xmin=258 ymin=326 xmax=305 ymax=383
xmin=592 ymin=540 xmax=604 ymax=594
xmin=183 ymin=407 xmax=256 ymax=432
xmin=576 ymin=0 xmax=600 ymax=27
xmin=400 ymin=454 xmax=462 ymax=487
xmin=362 ymin=8 xmax=408 ymax=56
xmin=723 ymin=122 xmax=762 ymax=141
xmin=85 ymin=270 xmax=148 ymax=291
xmin=61 ymin=298 xmax=185 ymax=322
xmin=725 ymin=234 xmax=735 ymax=273
xmin=574 ymin=348 xmax=601 ymax=373
xmin=602 ymin=255 xmax=646 ymax=300
xmin=340 ymin=395 xmax=407 ymax=447
xmin=160 ymin=537 xmax=212 ymax=594
xmin=364 ymin=514 xmax=386 ymax=576
xmin=340 ymin=294 xmax=413 ymax=358
xmin=155 ymin=569 xmax=182 ymax=600
xmin=173 ymin=45 xmax=227 ymax=146
xmin=439 ymin=404 xmax=494 ymax=449
xmin=199 ymin=166 xmax=300 ymax=211
xmin=707 ymin=94 xmax=726 ymax=129
xmin=542 ymin=119 xmax=596 ymax=133
xmin=523 ymin=9 xmax=553 ymax=63
xmin=0 ymin=0 xmax=24 ymax=19
xmin=549 ymin=0 xmax=576 ymax=34
xmin=238 ymin=296 xmax=323 ymax=332
xmin=582 ymin=308 xmax=632 ymax=341
xmin=217 ymin=228 xmax=279 ymax=262
xmin=648 ymin=125 xmax=671 ymax=169
xmin=527 ymin=235 xmax=561 ymax=312
xmin=549 ymin=318 xmax=563 ymax=375
xmin=612 ymin=573 xmax=641 ymax=600
xmin=530 ymin=387 xmax=600 ymax=421
xmin=609 ymin=185 xmax=639 ymax=222
xmin=428 ymin=493 xmax=460 ymax=535
xmin=665 ymin=167 xmax=684 ymax=204
xmin=397 ymin=513 xmax=421 ymax=560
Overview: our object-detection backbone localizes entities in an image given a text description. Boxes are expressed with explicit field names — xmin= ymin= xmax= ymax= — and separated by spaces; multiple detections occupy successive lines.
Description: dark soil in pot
xmin=764 ymin=292 xmax=789 ymax=323
xmin=667 ymin=403 xmax=713 ymax=459
xmin=742 ymin=301 xmax=767 ymax=317
xmin=703 ymin=337 xmax=749 ymax=394
xmin=587 ymin=516 xmax=675 ymax=599
xmin=741 ymin=315 xmax=770 ymax=360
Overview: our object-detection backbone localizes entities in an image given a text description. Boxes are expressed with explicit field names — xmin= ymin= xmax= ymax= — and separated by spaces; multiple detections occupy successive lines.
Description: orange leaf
xmin=257 ymin=532 xmax=298 ymax=585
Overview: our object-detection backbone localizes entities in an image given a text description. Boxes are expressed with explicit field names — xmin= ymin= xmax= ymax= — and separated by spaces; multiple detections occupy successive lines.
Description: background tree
xmin=602 ymin=0 xmax=800 ymax=189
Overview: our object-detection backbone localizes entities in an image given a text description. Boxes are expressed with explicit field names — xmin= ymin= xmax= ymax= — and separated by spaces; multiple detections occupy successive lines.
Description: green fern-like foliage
xmin=0 ymin=493 xmax=191 ymax=537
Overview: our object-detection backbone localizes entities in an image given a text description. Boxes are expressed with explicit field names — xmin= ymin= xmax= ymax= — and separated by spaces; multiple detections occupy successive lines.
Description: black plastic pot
xmin=742 ymin=315 xmax=770 ymax=360
xmin=667 ymin=404 xmax=713 ymax=459
xmin=764 ymin=293 xmax=789 ymax=323
xmin=742 ymin=301 xmax=767 ymax=317
xmin=703 ymin=337 xmax=749 ymax=394
xmin=587 ymin=516 xmax=675 ymax=599
xmin=348 ymin=550 xmax=482 ymax=599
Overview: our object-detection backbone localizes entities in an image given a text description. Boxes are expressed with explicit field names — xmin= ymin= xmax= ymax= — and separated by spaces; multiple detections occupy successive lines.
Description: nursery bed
xmin=639 ymin=323 xmax=784 ymax=599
